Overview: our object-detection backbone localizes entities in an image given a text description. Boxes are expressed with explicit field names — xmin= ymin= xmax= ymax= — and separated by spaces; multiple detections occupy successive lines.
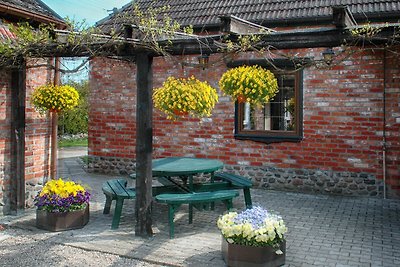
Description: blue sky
xmin=42 ymin=0 xmax=131 ymax=26
xmin=41 ymin=1 xmax=132 ymax=81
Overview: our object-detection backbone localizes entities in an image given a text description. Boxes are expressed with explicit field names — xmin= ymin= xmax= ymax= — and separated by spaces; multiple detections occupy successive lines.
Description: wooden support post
xmin=10 ymin=62 xmax=26 ymax=213
xmin=135 ymin=52 xmax=154 ymax=237
xmin=50 ymin=57 xmax=60 ymax=180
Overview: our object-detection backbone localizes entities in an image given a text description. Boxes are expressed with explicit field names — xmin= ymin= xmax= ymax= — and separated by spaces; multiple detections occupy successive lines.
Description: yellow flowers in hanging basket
xmin=153 ymin=76 xmax=219 ymax=120
xmin=219 ymin=65 xmax=279 ymax=105
xmin=31 ymin=84 xmax=79 ymax=113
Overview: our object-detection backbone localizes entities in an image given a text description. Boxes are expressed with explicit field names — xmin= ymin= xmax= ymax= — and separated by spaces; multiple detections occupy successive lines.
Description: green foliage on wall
xmin=58 ymin=80 xmax=88 ymax=135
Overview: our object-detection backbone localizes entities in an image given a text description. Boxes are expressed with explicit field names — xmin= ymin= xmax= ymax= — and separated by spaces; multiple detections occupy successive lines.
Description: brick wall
xmin=0 ymin=59 xmax=53 ymax=214
xmin=0 ymin=69 xmax=12 ymax=213
xmin=24 ymin=59 xmax=53 ymax=207
xmin=384 ymin=49 xmax=400 ymax=197
xmin=88 ymin=47 xmax=400 ymax=198
xmin=88 ymin=57 xmax=137 ymax=172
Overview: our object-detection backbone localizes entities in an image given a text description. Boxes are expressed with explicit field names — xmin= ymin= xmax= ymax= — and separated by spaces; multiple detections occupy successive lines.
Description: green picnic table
xmin=152 ymin=157 xmax=224 ymax=191
xmin=103 ymin=157 xmax=252 ymax=237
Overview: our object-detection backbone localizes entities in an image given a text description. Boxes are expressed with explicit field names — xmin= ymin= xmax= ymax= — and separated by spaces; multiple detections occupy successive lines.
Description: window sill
xmin=234 ymin=133 xmax=303 ymax=144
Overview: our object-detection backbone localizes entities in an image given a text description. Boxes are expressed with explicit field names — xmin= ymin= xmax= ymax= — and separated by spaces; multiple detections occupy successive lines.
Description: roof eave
xmin=0 ymin=3 xmax=67 ymax=29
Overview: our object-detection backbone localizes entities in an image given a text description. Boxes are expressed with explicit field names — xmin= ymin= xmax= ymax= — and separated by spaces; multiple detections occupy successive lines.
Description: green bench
xmin=155 ymin=190 xmax=239 ymax=238
xmin=213 ymin=172 xmax=253 ymax=209
xmin=102 ymin=179 xmax=136 ymax=229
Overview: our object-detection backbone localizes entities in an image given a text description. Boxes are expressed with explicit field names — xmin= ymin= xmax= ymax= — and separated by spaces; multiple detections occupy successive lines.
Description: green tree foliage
xmin=58 ymin=80 xmax=88 ymax=135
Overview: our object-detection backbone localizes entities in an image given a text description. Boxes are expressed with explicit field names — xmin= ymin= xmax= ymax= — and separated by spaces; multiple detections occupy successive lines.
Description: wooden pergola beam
xmin=7 ymin=24 xmax=393 ymax=61
xmin=10 ymin=62 xmax=26 ymax=213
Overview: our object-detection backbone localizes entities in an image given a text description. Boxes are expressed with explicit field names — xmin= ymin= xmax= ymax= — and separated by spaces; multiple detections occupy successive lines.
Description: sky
xmin=41 ymin=1 xmax=132 ymax=82
xmin=42 ymin=0 xmax=131 ymax=26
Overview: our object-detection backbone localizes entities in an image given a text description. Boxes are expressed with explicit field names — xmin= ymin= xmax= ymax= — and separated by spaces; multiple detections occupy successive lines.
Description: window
xmin=232 ymin=60 xmax=303 ymax=143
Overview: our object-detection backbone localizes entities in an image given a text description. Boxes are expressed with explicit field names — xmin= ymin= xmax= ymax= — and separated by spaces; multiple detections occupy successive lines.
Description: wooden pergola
xmin=8 ymin=7 xmax=399 ymax=236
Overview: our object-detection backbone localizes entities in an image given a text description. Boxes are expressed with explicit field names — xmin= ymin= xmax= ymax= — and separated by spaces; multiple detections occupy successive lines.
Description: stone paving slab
xmin=1 ymin=156 xmax=400 ymax=267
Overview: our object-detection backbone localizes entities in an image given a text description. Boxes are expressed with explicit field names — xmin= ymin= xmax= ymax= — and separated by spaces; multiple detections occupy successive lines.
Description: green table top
xmin=152 ymin=157 xmax=223 ymax=176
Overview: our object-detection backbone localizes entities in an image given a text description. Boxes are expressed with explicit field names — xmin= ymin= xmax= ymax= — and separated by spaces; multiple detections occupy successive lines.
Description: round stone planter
xmin=221 ymin=237 xmax=286 ymax=267
xmin=36 ymin=204 xmax=89 ymax=232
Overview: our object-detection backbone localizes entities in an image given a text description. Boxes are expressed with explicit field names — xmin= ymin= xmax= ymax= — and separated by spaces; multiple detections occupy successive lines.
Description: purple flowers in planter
xmin=233 ymin=206 xmax=269 ymax=229
xmin=34 ymin=178 xmax=90 ymax=213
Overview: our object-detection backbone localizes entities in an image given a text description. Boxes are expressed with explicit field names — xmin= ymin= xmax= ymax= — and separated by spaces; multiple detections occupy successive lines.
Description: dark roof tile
xmin=98 ymin=0 xmax=400 ymax=30
xmin=0 ymin=0 xmax=64 ymax=23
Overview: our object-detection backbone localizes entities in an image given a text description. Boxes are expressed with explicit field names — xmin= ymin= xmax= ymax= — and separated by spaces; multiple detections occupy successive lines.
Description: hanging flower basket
xmin=153 ymin=76 xmax=218 ymax=120
xmin=219 ymin=65 xmax=279 ymax=105
xmin=31 ymin=84 xmax=79 ymax=113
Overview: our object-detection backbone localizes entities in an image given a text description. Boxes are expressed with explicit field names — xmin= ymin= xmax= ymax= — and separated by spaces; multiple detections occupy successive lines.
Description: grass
xmin=58 ymin=137 xmax=88 ymax=148
xmin=80 ymin=155 xmax=91 ymax=165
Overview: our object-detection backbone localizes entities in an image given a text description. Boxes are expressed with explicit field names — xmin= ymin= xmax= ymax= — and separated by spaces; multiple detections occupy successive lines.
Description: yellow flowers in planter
xmin=31 ymin=84 xmax=79 ymax=113
xmin=34 ymin=178 xmax=90 ymax=212
xmin=217 ymin=206 xmax=287 ymax=248
xmin=153 ymin=76 xmax=218 ymax=120
xmin=219 ymin=65 xmax=278 ymax=105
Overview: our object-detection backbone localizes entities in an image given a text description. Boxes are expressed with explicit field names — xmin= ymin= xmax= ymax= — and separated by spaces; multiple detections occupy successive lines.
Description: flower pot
xmin=173 ymin=109 xmax=189 ymax=116
xmin=36 ymin=204 xmax=89 ymax=232
xmin=237 ymin=95 xmax=246 ymax=103
xmin=221 ymin=237 xmax=286 ymax=267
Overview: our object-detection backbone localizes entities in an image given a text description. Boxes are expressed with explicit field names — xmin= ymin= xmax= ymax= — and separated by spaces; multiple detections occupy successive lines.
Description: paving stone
xmin=1 ymin=155 xmax=399 ymax=266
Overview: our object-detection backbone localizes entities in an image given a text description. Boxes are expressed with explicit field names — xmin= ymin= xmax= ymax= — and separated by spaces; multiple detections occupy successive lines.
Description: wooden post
xmin=50 ymin=58 xmax=60 ymax=180
xmin=135 ymin=53 xmax=154 ymax=236
xmin=10 ymin=62 xmax=26 ymax=213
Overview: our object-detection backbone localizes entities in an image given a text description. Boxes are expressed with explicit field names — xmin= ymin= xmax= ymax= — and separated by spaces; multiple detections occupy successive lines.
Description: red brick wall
xmin=88 ymin=47 xmax=400 ymax=197
xmin=385 ymin=49 xmax=400 ymax=195
xmin=24 ymin=59 xmax=53 ymax=207
xmin=89 ymin=57 xmax=137 ymax=160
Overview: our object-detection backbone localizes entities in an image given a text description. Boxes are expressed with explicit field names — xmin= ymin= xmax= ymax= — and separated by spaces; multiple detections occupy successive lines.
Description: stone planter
xmin=221 ymin=237 xmax=286 ymax=267
xmin=36 ymin=204 xmax=89 ymax=231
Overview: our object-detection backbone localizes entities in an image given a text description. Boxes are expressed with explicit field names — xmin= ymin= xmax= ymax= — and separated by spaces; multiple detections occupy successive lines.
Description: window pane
xmin=241 ymin=73 xmax=296 ymax=132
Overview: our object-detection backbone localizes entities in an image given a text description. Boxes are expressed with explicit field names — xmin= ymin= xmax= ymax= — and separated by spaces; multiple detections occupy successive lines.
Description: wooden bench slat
xmin=107 ymin=180 xmax=131 ymax=198
xmin=102 ymin=179 xmax=136 ymax=229
xmin=155 ymin=190 xmax=239 ymax=204
xmin=214 ymin=172 xmax=253 ymax=187
xmin=155 ymin=190 xmax=239 ymax=238
xmin=213 ymin=172 xmax=253 ymax=209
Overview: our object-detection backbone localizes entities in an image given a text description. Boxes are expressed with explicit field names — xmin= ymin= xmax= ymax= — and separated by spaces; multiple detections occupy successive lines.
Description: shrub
xmin=58 ymin=80 xmax=88 ymax=135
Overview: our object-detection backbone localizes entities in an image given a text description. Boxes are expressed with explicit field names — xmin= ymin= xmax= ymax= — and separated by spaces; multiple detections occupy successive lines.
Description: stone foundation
xmin=88 ymin=156 xmax=136 ymax=175
xmin=224 ymin=165 xmax=384 ymax=197
xmin=25 ymin=178 xmax=44 ymax=208
xmin=88 ymin=156 xmax=385 ymax=197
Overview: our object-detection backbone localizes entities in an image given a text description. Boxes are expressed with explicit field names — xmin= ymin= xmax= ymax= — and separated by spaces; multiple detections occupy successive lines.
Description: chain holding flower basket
xmin=31 ymin=84 xmax=79 ymax=113
xmin=219 ymin=65 xmax=279 ymax=105
xmin=153 ymin=76 xmax=218 ymax=120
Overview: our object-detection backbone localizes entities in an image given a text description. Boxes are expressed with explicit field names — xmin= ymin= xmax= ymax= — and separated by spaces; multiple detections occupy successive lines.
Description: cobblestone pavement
xmin=1 ymin=155 xmax=400 ymax=267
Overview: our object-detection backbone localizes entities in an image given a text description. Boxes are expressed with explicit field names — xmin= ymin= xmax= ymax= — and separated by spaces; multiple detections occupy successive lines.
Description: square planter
xmin=221 ymin=237 xmax=286 ymax=267
xmin=36 ymin=204 xmax=89 ymax=232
